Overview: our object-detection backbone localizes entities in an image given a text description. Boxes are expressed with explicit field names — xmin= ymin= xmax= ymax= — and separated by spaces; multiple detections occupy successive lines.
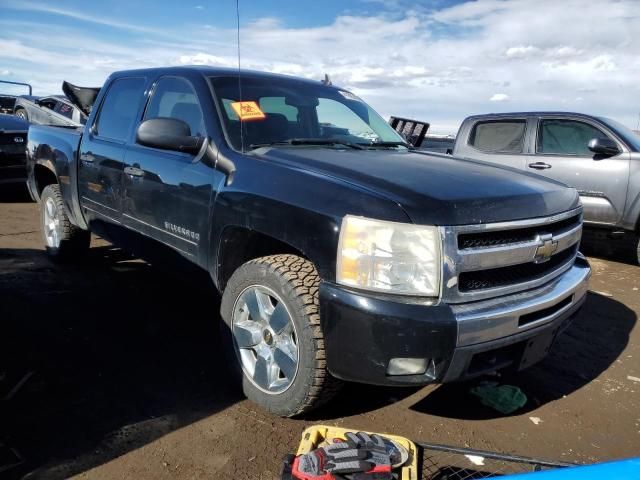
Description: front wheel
xmin=220 ymin=254 xmax=342 ymax=417
xmin=40 ymin=184 xmax=90 ymax=261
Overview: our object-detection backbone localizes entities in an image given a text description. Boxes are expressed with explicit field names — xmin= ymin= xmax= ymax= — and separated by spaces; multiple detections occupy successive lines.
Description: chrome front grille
xmin=441 ymin=207 xmax=583 ymax=303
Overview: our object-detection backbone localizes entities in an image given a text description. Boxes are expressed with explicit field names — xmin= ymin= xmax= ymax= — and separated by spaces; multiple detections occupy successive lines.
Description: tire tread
xmin=41 ymin=184 xmax=90 ymax=260
xmin=234 ymin=254 xmax=342 ymax=416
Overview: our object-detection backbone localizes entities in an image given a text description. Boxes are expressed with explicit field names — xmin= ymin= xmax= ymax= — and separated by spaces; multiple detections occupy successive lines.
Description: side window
xmin=469 ymin=120 xmax=526 ymax=154
xmin=39 ymin=99 xmax=57 ymax=111
xmin=54 ymin=102 xmax=73 ymax=119
xmin=95 ymin=77 xmax=145 ymax=142
xmin=145 ymin=77 xmax=204 ymax=137
xmin=537 ymin=119 xmax=609 ymax=156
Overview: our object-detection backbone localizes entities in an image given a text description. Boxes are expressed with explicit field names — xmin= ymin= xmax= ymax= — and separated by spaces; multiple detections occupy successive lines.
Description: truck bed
xmin=27 ymin=123 xmax=84 ymax=226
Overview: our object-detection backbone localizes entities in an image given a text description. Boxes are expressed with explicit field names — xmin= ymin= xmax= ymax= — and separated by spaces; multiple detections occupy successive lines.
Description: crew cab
xmin=451 ymin=112 xmax=640 ymax=263
xmin=27 ymin=67 xmax=590 ymax=416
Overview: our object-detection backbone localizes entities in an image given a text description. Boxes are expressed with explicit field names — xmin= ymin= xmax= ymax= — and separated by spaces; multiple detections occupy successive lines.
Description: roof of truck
xmin=109 ymin=65 xmax=337 ymax=89
xmin=464 ymin=111 xmax=601 ymax=120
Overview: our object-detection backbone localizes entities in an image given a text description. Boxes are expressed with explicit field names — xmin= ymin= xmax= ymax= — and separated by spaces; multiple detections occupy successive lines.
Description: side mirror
xmin=588 ymin=137 xmax=620 ymax=156
xmin=136 ymin=117 xmax=204 ymax=154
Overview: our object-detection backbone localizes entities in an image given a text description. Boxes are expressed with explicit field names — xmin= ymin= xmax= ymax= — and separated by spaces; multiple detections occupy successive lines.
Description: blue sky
xmin=1 ymin=0 xmax=639 ymax=133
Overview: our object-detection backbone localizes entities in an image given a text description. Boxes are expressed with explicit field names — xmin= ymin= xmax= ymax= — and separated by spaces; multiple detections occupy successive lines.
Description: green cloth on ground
xmin=470 ymin=384 xmax=527 ymax=414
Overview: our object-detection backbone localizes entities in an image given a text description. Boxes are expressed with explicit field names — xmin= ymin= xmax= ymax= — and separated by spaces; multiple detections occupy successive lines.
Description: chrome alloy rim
xmin=43 ymin=197 xmax=61 ymax=248
xmin=232 ymin=285 xmax=299 ymax=394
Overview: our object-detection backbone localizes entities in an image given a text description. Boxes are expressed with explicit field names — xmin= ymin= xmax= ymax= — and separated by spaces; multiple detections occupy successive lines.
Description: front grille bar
xmin=441 ymin=207 xmax=583 ymax=303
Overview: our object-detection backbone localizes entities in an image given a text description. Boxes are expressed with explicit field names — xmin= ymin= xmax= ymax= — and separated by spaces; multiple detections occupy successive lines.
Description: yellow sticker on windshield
xmin=231 ymin=101 xmax=266 ymax=121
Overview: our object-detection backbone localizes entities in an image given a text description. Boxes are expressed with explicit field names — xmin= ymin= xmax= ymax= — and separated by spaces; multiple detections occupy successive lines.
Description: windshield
xmin=209 ymin=75 xmax=407 ymax=151
xmin=598 ymin=116 xmax=640 ymax=152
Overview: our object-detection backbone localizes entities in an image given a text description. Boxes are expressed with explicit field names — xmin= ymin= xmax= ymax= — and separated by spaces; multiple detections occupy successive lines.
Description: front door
xmin=528 ymin=117 xmax=630 ymax=225
xmin=78 ymin=77 xmax=147 ymax=225
xmin=122 ymin=75 xmax=221 ymax=261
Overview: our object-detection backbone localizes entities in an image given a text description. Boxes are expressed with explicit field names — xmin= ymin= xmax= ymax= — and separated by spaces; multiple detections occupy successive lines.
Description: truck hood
xmin=252 ymin=148 xmax=580 ymax=225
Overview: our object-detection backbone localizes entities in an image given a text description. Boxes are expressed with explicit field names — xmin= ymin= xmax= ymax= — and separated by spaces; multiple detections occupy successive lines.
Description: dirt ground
xmin=1 ymin=185 xmax=638 ymax=480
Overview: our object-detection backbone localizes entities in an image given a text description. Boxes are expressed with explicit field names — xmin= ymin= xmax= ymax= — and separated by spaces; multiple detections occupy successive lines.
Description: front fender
xmin=207 ymin=153 xmax=410 ymax=288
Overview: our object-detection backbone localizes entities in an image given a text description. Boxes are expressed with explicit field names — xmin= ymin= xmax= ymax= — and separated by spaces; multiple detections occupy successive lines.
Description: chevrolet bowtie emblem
xmin=534 ymin=234 xmax=558 ymax=263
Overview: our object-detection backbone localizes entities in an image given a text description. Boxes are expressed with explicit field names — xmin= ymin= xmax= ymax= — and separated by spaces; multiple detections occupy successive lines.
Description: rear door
xmin=457 ymin=118 xmax=531 ymax=170
xmin=122 ymin=74 xmax=220 ymax=260
xmin=78 ymin=77 xmax=147 ymax=224
xmin=529 ymin=116 xmax=630 ymax=225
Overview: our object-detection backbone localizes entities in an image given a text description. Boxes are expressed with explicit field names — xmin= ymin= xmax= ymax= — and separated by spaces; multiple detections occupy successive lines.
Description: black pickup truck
xmin=27 ymin=67 xmax=590 ymax=416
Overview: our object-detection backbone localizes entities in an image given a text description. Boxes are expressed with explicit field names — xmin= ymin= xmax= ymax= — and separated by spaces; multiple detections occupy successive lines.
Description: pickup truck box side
xmin=27 ymin=67 xmax=590 ymax=416
xmin=452 ymin=112 xmax=640 ymax=263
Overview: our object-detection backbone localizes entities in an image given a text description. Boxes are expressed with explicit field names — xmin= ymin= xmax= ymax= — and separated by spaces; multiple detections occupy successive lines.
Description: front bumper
xmin=320 ymin=255 xmax=591 ymax=386
xmin=0 ymin=165 xmax=27 ymax=185
xmin=0 ymin=152 xmax=27 ymax=185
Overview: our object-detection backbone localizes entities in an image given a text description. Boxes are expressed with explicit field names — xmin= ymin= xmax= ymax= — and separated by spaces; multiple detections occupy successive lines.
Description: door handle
xmin=124 ymin=166 xmax=144 ymax=177
xmin=528 ymin=162 xmax=552 ymax=170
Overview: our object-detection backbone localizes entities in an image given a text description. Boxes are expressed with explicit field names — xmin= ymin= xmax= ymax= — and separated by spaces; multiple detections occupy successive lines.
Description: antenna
xmin=636 ymin=112 xmax=640 ymax=131
xmin=236 ymin=0 xmax=244 ymax=152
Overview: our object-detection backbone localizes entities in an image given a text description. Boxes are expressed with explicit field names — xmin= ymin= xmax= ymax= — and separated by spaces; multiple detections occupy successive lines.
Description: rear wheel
xmin=40 ymin=184 xmax=90 ymax=261
xmin=220 ymin=254 xmax=342 ymax=417
xmin=15 ymin=108 xmax=28 ymax=122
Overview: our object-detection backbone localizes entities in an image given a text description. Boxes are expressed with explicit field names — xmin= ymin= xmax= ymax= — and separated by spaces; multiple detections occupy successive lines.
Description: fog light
xmin=387 ymin=357 xmax=428 ymax=376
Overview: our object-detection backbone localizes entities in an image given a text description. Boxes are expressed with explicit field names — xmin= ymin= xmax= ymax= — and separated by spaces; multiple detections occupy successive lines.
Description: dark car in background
xmin=0 ymin=113 xmax=29 ymax=186
xmin=421 ymin=134 xmax=455 ymax=154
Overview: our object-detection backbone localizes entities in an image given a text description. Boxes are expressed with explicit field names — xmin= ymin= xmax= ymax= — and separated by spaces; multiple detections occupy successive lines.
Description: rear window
xmin=54 ymin=102 xmax=73 ymax=119
xmin=95 ymin=77 xmax=145 ymax=142
xmin=469 ymin=120 xmax=526 ymax=154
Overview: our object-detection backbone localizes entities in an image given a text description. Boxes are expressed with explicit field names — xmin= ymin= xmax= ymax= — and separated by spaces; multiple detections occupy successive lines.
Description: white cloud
xmin=505 ymin=46 xmax=540 ymax=59
xmin=490 ymin=93 xmax=509 ymax=102
xmin=1 ymin=0 xmax=639 ymax=133
xmin=542 ymin=54 xmax=617 ymax=74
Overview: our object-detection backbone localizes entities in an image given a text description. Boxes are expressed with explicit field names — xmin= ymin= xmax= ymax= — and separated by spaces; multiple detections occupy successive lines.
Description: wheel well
xmin=217 ymin=227 xmax=306 ymax=291
xmin=33 ymin=165 xmax=57 ymax=197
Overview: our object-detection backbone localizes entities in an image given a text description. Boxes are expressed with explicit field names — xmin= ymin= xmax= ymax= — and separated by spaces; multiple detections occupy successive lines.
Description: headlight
xmin=336 ymin=215 xmax=441 ymax=296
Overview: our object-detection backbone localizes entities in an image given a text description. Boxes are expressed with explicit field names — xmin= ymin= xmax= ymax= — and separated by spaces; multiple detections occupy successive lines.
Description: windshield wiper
xmin=363 ymin=141 xmax=413 ymax=149
xmin=249 ymin=138 xmax=364 ymax=150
